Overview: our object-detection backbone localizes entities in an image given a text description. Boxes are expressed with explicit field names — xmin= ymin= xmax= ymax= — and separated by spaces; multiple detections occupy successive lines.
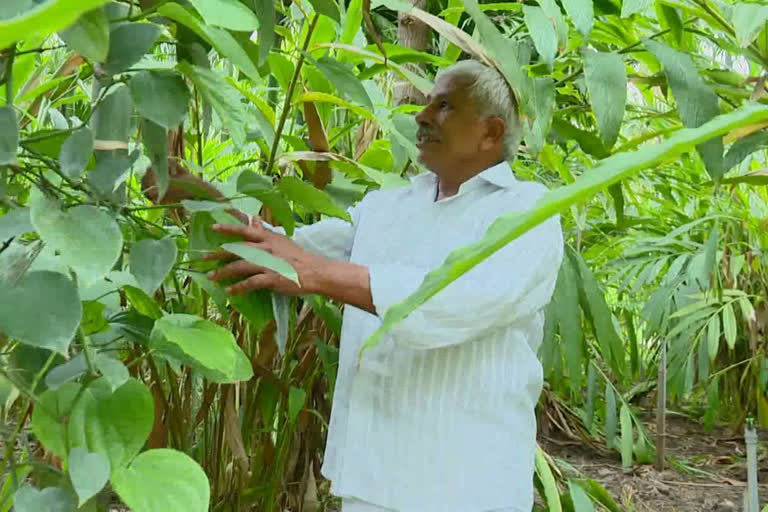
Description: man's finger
xmin=212 ymin=222 xmax=266 ymax=241
xmin=208 ymin=260 xmax=264 ymax=282
xmin=227 ymin=273 xmax=274 ymax=296
xmin=203 ymin=249 xmax=238 ymax=261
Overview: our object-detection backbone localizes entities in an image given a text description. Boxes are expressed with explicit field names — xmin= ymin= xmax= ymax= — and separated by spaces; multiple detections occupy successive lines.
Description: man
xmin=205 ymin=60 xmax=563 ymax=511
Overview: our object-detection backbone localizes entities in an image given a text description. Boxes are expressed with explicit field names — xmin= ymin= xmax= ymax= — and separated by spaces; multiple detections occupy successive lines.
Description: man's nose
xmin=415 ymin=106 xmax=430 ymax=125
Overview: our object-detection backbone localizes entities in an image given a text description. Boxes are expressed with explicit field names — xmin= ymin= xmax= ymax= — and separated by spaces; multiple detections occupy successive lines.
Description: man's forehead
xmin=427 ymin=74 xmax=471 ymax=100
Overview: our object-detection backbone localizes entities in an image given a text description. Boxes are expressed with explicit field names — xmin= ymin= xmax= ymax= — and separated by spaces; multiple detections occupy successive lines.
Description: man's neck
xmin=434 ymin=157 xmax=504 ymax=200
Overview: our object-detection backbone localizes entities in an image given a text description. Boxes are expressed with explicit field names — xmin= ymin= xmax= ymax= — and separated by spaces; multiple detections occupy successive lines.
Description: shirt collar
xmin=411 ymin=161 xmax=517 ymax=194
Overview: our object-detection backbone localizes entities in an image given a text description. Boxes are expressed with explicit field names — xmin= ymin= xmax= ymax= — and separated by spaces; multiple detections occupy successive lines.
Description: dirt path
xmin=541 ymin=417 xmax=768 ymax=511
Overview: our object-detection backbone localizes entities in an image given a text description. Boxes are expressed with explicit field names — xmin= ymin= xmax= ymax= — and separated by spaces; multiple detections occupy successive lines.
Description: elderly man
xmin=204 ymin=60 xmax=563 ymax=511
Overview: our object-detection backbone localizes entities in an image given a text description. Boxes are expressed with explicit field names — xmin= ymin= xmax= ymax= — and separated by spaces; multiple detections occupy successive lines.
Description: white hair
xmin=436 ymin=60 xmax=522 ymax=161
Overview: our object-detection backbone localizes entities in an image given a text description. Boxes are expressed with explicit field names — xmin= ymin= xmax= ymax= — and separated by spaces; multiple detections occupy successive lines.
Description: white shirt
xmin=290 ymin=161 xmax=563 ymax=512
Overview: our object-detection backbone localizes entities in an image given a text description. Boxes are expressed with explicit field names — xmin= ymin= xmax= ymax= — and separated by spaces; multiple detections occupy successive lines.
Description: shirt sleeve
xmin=368 ymin=213 xmax=564 ymax=350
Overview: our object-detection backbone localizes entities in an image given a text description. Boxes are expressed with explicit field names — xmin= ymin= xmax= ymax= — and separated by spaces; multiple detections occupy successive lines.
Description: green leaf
xmin=124 ymin=285 xmax=164 ymax=320
xmin=561 ymin=0 xmax=593 ymax=37
xmin=621 ymin=0 xmax=652 ymax=17
xmin=524 ymin=6 xmax=558 ymax=70
xmin=178 ymin=62 xmax=246 ymax=148
xmin=573 ymin=479 xmax=622 ymax=512
xmin=0 ymin=271 xmax=81 ymax=354
xmin=722 ymin=303 xmax=737 ymax=350
xmin=534 ymin=446 xmax=562 ymax=511
xmin=537 ymin=0 xmax=568 ymax=50
xmin=0 ymin=0 xmax=110 ymax=50
xmin=645 ymin=39 xmax=723 ymax=179
xmin=220 ymin=242 xmax=299 ymax=285
xmin=619 ymin=404 xmax=633 ymax=468
xmin=130 ymin=71 xmax=191 ymax=129
xmin=188 ymin=0 xmax=260 ymax=31
xmin=12 ymin=486 xmax=76 ymax=512
xmin=31 ymin=192 xmax=123 ymax=283
xmin=307 ymin=0 xmax=340 ymax=22
xmin=141 ymin=119 xmax=169 ymax=200
xmin=523 ymin=77 xmax=555 ymax=156
xmin=44 ymin=355 xmax=88 ymax=390
xmin=159 ymin=3 xmax=262 ymax=82
xmin=68 ymin=447 xmax=110 ymax=505
xmin=0 ymin=106 xmax=18 ymax=166
xmin=583 ymin=51 xmax=626 ymax=148
xmin=59 ymin=127 xmax=94 ymax=179
xmin=657 ymin=4 xmax=683 ymax=44
xmin=724 ymin=131 xmax=768 ymax=171
xmin=0 ymin=208 xmax=33 ymax=242
xmin=59 ymin=7 xmax=110 ymax=62
xmin=252 ymin=0 xmax=275 ymax=65
xmin=0 ymin=465 xmax=31 ymax=512
xmin=360 ymin=102 xmax=768 ymax=357
xmin=732 ymin=4 xmax=768 ymax=48
xmin=604 ymin=385 xmax=617 ymax=448
xmin=554 ymin=258 xmax=583 ymax=385
xmin=112 ymin=449 xmax=210 ymax=512
xmin=91 ymin=84 xmax=133 ymax=143
xmin=568 ymin=480 xmax=595 ymax=512
xmin=341 ymin=0 xmax=363 ymax=45
xmin=706 ymin=312 xmax=720 ymax=361
xmin=552 ymin=118 xmax=608 ymax=158
xmin=278 ymin=176 xmax=351 ymax=221
xmin=130 ymin=238 xmax=178 ymax=294
xmin=313 ymin=57 xmax=373 ymax=109
xmin=150 ymin=314 xmax=254 ymax=383
xmin=288 ymin=386 xmax=307 ymax=423
xmin=104 ymin=22 xmax=161 ymax=75
xmin=95 ymin=354 xmax=129 ymax=391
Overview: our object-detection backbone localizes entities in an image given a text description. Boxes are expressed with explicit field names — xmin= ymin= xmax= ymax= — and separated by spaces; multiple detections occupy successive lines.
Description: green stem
xmin=4 ymin=44 xmax=15 ymax=106
xmin=80 ymin=327 xmax=97 ymax=376
xmin=266 ymin=14 xmax=320 ymax=176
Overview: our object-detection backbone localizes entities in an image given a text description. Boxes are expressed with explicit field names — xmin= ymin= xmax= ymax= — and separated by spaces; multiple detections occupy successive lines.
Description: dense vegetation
xmin=1 ymin=0 xmax=767 ymax=511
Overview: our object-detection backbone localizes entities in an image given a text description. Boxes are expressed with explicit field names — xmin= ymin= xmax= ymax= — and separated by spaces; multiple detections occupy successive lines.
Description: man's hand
xmin=206 ymin=217 xmax=322 ymax=297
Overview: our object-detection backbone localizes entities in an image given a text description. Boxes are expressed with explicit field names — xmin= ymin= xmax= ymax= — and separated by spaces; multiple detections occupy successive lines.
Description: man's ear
xmin=481 ymin=117 xmax=506 ymax=151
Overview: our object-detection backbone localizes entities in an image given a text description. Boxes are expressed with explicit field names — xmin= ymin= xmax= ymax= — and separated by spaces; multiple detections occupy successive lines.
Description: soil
xmin=539 ymin=416 xmax=768 ymax=512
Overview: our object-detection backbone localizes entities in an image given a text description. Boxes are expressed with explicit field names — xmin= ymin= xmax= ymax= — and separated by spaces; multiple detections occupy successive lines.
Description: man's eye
xmin=439 ymin=101 xmax=449 ymax=108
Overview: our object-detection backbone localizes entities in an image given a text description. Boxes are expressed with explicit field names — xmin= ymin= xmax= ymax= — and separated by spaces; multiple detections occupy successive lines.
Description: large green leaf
xmin=534 ymin=446 xmax=562 ymax=511
xmin=0 ymin=208 xmax=33 ymax=242
xmin=645 ymin=39 xmax=723 ymax=179
xmin=130 ymin=71 xmax=191 ymax=129
xmin=252 ymin=0 xmax=275 ymax=65
xmin=59 ymin=7 xmax=110 ymax=62
xmin=522 ymin=77 xmax=555 ymax=155
xmin=583 ymin=51 xmax=626 ymax=148
xmin=178 ymin=62 xmax=246 ymax=147
xmin=313 ymin=57 xmax=373 ymax=109
xmin=68 ymin=447 xmax=110 ymax=506
xmin=30 ymin=192 xmax=123 ymax=283
xmin=0 ymin=106 xmax=18 ymax=166
xmin=731 ymin=4 xmax=768 ymax=48
xmin=707 ymin=313 xmax=720 ymax=361
xmin=622 ymin=0 xmax=652 ymax=17
xmin=92 ymin=84 xmax=133 ymax=143
xmin=619 ymin=404 xmax=633 ymax=468
xmin=524 ymin=6 xmax=558 ymax=70
xmin=360 ymin=104 xmax=768 ymax=355
xmin=159 ymin=3 xmax=261 ymax=82
xmin=722 ymin=303 xmax=737 ymax=350
xmin=220 ymin=242 xmax=299 ymax=285
xmin=568 ymin=480 xmax=596 ymax=512
xmin=59 ymin=127 xmax=94 ymax=179
xmin=12 ymin=486 xmax=76 ymax=512
xmin=104 ymin=22 xmax=162 ymax=75
xmin=341 ymin=0 xmax=363 ymax=45
xmin=112 ymin=449 xmax=210 ymax=512
xmin=150 ymin=314 xmax=254 ymax=382
xmin=307 ymin=0 xmax=340 ymax=22
xmin=130 ymin=238 xmax=178 ymax=294
xmin=724 ymin=131 xmax=768 ymax=171
xmin=188 ymin=0 xmax=260 ymax=31
xmin=237 ymin=172 xmax=296 ymax=236
xmin=561 ymin=0 xmax=594 ymax=37
xmin=288 ymin=386 xmax=307 ymax=423
xmin=604 ymin=385 xmax=617 ymax=447
xmin=0 ymin=271 xmax=81 ymax=354
xmin=278 ymin=176 xmax=350 ymax=221
xmin=554 ymin=258 xmax=583 ymax=385
xmin=0 ymin=0 xmax=110 ymax=49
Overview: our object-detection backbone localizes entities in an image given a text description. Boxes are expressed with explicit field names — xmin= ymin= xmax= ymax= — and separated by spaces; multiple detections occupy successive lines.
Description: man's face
xmin=415 ymin=74 xmax=491 ymax=174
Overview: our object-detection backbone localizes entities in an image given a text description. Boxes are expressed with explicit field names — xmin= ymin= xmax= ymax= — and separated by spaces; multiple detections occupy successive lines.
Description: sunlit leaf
xmin=60 ymin=7 xmax=109 ymax=62
xmin=562 ymin=0 xmax=594 ymax=37
xmin=69 ymin=447 xmax=110 ymax=505
xmin=313 ymin=57 xmax=373 ymax=109
xmin=583 ymin=51 xmax=626 ymax=148
xmin=278 ymin=176 xmax=351 ymax=221
xmin=220 ymin=242 xmax=300 ymax=285
xmin=722 ymin=303 xmax=737 ymax=350
xmin=0 ymin=0 xmax=110 ymax=49
xmin=619 ymin=404 xmax=633 ymax=468
xmin=731 ymin=4 xmax=768 ymax=48
xmin=707 ymin=313 xmax=720 ymax=361
xmin=188 ymin=0 xmax=260 ymax=31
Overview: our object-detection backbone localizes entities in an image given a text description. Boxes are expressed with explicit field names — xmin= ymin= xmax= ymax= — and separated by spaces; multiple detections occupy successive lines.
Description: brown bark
xmin=393 ymin=0 xmax=430 ymax=106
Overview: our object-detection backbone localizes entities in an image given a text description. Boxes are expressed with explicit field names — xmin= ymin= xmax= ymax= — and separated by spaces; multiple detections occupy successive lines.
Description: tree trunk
xmin=393 ymin=0 xmax=429 ymax=106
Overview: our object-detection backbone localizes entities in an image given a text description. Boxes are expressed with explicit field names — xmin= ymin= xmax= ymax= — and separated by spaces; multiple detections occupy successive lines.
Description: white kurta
xmin=289 ymin=161 xmax=564 ymax=512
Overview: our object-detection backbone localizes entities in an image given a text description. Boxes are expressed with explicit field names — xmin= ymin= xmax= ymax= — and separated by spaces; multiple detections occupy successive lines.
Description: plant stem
xmin=266 ymin=14 xmax=320 ymax=176
xmin=5 ymin=45 xmax=15 ymax=106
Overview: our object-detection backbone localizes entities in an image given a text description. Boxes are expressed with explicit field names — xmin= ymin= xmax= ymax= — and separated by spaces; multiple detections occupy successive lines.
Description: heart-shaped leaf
xmin=59 ymin=127 xmax=94 ymax=179
xmin=44 ymin=354 xmax=88 ymax=390
xmin=95 ymin=353 xmax=129 ymax=391
xmin=104 ymin=22 xmax=161 ymax=75
xmin=130 ymin=238 xmax=178 ymax=295
xmin=60 ymin=7 xmax=110 ymax=62
xmin=130 ymin=70 xmax=190 ymax=129
xmin=31 ymin=191 xmax=123 ymax=283
xmin=69 ymin=447 xmax=110 ymax=505
xmin=150 ymin=314 xmax=253 ymax=383
xmin=0 ymin=271 xmax=81 ymax=354
xmin=112 ymin=449 xmax=209 ymax=512
xmin=13 ymin=486 xmax=76 ymax=512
